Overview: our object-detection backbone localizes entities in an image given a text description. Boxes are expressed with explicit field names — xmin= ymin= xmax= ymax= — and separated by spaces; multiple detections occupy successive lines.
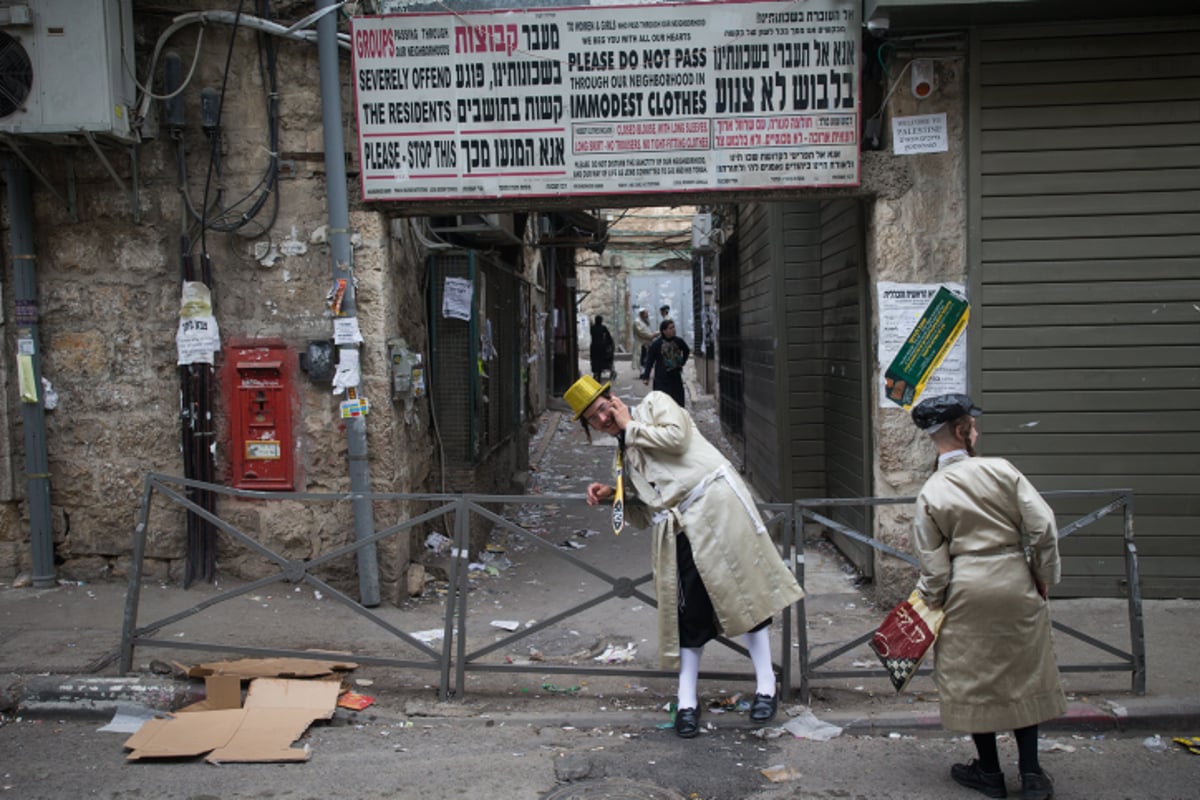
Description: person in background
xmin=910 ymin=393 xmax=1064 ymax=800
xmin=632 ymin=307 xmax=657 ymax=370
xmin=589 ymin=315 xmax=615 ymax=382
xmin=659 ymin=304 xmax=671 ymax=323
xmin=641 ymin=319 xmax=689 ymax=408
xmin=565 ymin=375 xmax=804 ymax=739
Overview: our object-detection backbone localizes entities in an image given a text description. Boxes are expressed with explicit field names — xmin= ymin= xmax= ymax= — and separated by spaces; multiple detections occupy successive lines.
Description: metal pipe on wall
xmin=317 ymin=0 xmax=379 ymax=607
xmin=5 ymin=162 xmax=54 ymax=588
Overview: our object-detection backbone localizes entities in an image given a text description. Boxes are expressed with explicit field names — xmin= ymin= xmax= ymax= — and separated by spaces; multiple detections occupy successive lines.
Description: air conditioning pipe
xmin=5 ymin=162 xmax=54 ymax=588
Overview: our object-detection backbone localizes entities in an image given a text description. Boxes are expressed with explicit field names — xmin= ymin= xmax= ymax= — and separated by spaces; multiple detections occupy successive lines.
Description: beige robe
xmin=619 ymin=392 xmax=805 ymax=669
xmin=632 ymin=316 xmax=656 ymax=348
xmin=915 ymin=454 xmax=1067 ymax=732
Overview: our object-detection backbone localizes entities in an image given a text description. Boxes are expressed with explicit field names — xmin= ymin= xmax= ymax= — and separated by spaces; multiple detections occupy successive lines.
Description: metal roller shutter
xmin=971 ymin=17 xmax=1200 ymax=597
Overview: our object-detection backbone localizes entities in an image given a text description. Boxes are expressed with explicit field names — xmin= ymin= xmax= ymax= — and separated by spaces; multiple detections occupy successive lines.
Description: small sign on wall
xmin=891 ymin=113 xmax=948 ymax=155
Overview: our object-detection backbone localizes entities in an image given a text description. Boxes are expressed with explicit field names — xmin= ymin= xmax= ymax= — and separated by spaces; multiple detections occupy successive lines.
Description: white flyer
xmin=891 ymin=113 xmax=948 ymax=155
xmin=442 ymin=277 xmax=473 ymax=321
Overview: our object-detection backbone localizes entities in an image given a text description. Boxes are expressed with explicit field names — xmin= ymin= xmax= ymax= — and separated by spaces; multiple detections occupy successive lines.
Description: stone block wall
xmin=866 ymin=56 xmax=969 ymax=607
xmin=0 ymin=2 xmax=445 ymax=603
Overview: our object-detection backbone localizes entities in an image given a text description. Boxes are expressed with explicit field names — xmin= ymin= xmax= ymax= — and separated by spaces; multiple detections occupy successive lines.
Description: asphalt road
xmin=1 ymin=711 xmax=1194 ymax=799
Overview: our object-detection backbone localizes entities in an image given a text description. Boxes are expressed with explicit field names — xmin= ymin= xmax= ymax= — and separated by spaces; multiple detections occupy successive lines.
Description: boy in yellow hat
xmin=564 ymin=375 xmax=804 ymax=738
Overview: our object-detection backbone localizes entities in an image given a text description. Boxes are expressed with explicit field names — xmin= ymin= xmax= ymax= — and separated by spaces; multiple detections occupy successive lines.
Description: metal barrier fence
xmin=119 ymin=474 xmax=799 ymax=701
xmin=121 ymin=476 xmax=1144 ymax=702
xmin=796 ymin=489 xmax=1146 ymax=699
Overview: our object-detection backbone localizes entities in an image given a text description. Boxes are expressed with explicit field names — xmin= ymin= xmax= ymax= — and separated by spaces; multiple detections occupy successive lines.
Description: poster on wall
xmin=350 ymin=0 xmax=860 ymax=202
xmin=892 ymin=112 xmax=948 ymax=155
xmin=877 ymin=282 xmax=968 ymax=409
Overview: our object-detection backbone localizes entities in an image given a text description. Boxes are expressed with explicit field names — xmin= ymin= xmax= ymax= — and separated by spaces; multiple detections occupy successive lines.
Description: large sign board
xmin=351 ymin=1 xmax=860 ymax=202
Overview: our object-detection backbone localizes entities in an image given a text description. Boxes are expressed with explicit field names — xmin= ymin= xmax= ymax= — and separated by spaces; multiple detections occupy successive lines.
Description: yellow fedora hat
xmin=565 ymin=375 xmax=611 ymax=420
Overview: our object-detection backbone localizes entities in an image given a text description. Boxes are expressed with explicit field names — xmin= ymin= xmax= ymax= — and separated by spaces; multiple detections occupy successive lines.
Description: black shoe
xmin=1021 ymin=768 xmax=1053 ymax=800
xmin=951 ymin=760 xmax=1007 ymax=798
xmin=748 ymin=693 xmax=778 ymax=723
xmin=674 ymin=706 xmax=700 ymax=738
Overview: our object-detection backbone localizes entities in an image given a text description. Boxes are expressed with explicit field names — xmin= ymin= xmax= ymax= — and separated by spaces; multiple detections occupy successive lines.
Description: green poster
xmin=884 ymin=287 xmax=969 ymax=409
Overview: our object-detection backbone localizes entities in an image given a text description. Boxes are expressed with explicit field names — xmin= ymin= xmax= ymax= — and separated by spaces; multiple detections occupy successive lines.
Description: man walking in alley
xmin=632 ymin=307 xmax=657 ymax=369
xmin=565 ymin=375 xmax=804 ymax=739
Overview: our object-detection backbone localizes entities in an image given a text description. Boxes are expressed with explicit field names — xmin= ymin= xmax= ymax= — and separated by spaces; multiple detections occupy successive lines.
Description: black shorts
xmin=676 ymin=532 xmax=769 ymax=648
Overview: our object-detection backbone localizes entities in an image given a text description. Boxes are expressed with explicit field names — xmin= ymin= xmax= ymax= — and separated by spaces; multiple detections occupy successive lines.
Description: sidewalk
xmin=2 ymin=358 xmax=1199 ymax=737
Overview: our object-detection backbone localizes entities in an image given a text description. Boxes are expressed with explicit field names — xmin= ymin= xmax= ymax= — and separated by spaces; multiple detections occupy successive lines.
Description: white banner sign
xmin=351 ymin=0 xmax=860 ymax=201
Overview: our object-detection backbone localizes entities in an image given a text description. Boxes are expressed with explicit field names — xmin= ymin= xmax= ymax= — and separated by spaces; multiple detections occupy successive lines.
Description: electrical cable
xmin=133 ymin=6 xmax=350 ymax=125
xmin=200 ymin=4 xmax=281 ymax=238
xmin=185 ymin=0 xmax=250 ymax=584
xmin=198 ymin=0 xmax=244 ymax=258
xmin=412 ymin=218 xmax=455 ymax=250
xmin=170 ymin=1 xmax=279 ymax=241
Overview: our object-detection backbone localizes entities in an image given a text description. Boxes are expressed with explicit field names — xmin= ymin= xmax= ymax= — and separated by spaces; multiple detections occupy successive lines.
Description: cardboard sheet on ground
xmin=124 ymin=677 xmax=340 ymax=763
xmin=188 ymin=656 xmax=357 ymax=679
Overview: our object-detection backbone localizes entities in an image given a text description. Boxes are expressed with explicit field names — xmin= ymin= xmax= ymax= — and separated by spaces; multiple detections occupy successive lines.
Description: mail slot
xmin=226 ymin=343 xmax=294 ymax=490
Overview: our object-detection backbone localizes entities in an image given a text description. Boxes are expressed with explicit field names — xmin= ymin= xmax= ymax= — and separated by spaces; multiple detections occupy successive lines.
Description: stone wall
xmin=0 ymin=2 xmax=444 ymax=603
xmin=866 ymin=57 xmax=969 ymax=607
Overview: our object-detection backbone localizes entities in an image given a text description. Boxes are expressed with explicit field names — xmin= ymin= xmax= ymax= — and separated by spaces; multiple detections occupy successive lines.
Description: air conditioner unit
xmin=429 ymin=213 xmax=520 ymax=246
xmin=0 ymin=0 xmax=137 ymax=143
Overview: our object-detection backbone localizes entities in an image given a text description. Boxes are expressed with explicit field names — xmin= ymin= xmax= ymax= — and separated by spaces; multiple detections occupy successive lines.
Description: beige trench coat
xmin=914 ymin=454 xmax=1067 ymax=732
xmin=632 ymin=316 xmax=656 ymax=348
xmin=619 ymin=392 xmax=804 ymax=669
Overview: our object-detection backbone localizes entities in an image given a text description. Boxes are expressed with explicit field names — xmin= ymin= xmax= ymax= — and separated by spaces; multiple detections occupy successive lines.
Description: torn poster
xmin=18 ymin=352 xmax=37 ymax=403
xmin=332 ymin=348 xmax=360 ymax=394
xmin=176 ymin=282 xmax=221 ymax=365
xmin=877 ymin=282 xmax=967 ymax=409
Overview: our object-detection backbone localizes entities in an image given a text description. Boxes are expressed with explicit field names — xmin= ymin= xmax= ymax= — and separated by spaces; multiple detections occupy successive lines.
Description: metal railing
xmin=796 ymin=489 xmax=1146 ymax=699
xmin=121 ymin=476 xmax=1143 ymax=703
xmin=120 ymin=474 xmax=799 ymax=701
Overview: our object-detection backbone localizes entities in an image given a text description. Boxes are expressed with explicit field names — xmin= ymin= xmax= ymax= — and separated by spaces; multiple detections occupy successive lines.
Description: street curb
xmin=824 ymin=698 xmax=1200 ymax=735
xmin=15 ymin=676 xmax=201 ymax=719
xmin=11 ymin=675 xmax=1200 ymax=735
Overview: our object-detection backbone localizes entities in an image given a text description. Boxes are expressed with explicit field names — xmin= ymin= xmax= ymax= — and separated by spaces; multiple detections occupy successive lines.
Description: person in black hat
xmin=909 ymin=393 xmax=1064 ymax=800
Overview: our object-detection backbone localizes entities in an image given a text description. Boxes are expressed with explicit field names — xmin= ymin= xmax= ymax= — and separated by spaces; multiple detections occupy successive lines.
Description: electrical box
xmin=225 ymin=344 xmax=294 ymax=491
xmin=389 ymin=338 xmax=424 ymax=400
xmin=0 ymin=0 xmax=138 ymax=142
xmin=692 ymin=212 xmax=714 ymax=252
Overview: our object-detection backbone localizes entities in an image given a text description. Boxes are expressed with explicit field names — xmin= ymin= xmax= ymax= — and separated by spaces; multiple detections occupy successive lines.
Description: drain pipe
xmin=6 ymin=162 xmax=54 ymax=588
xmin=317 ymin=0 xmax=379 ymax=607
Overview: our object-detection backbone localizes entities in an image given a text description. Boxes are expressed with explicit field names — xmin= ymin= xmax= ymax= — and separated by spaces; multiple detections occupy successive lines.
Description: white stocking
xmin=742 ymin=626 xmax=776 ymax=697
xmin=677 ymin=646 xmax=703 ymax=710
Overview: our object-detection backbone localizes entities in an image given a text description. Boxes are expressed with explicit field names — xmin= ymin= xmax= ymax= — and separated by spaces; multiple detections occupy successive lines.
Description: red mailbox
xmin=226 ymin=343 xmax=294 ymax=490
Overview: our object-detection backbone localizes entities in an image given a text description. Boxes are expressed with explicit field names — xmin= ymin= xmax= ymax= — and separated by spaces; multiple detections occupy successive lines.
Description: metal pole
xmin=120 ymin=478 xmax=156 ymax=674
xmin=795 ymin=501 xmax=810 ymax=702
xmin=1122 ymin=493 xmax=1147 ymax=695
xmin=317 ymin=0 xmax=379 ymax=606
xmin=547 ymin=246 xmax=557 ymax=397
xmin=6 ymin=162 xmax=54 ymax=588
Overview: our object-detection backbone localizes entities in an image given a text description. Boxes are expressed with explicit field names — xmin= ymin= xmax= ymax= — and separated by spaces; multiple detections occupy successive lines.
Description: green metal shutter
xmin=971 ymin=17 xmax=1200 ymax=597
xmin=738 ymin=202 xmax=786 ymax=500
xmin=819 ymin=200 xmax=873 ymax=576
